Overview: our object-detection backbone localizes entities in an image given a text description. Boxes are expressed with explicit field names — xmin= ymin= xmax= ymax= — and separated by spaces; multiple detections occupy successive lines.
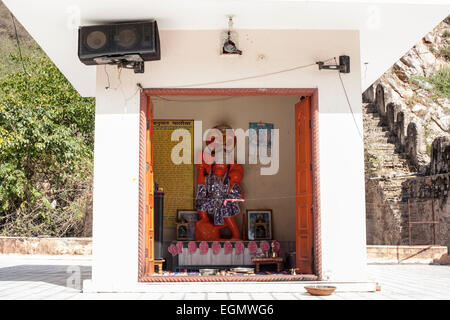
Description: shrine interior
xmin=151 ymin=95 xmax=306 ymax=276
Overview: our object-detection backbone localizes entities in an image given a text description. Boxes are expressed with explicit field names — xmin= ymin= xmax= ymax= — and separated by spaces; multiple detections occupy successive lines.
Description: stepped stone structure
xmin=363 ymin=83 xmax=450 ymax=248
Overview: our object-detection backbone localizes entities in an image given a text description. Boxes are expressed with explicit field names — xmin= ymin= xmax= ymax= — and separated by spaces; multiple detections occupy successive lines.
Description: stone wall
xmin=365 ymin=180 xmax=402 ymax=245
xmin=401 ymin=127 xmax=449 ymax=248
xmin=0 ymin=237 xmax=92 ymax=255
xmin=402 ymin=173 xmax=450 ymax=248
xmin=368 ymin=83 xmax=428 ymax=169
xmin=429 ymin=136 xmax=450 ymax=175
xmin=364 ymin=83 xmax=450 ymax=248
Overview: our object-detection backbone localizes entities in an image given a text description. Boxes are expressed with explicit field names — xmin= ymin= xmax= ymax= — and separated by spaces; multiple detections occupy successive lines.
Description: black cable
xmin=10 ymin=13 xmax=28 ymax=76
xmin=169 ymin=58 xmax=334 ymax=88
xmin=153 ymin=96 xmax=236 ymax=103
xmin=335 ymin=58 xmax=363 ymax=140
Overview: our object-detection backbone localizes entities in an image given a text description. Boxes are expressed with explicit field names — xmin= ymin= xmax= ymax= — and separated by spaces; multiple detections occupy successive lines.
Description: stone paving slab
xmin=0 ymin=255 xmax=449 ymax=300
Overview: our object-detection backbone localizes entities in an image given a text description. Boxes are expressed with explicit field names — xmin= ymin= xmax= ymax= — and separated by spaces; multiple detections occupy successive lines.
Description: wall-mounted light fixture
xmin=221 ymin=17 xmax=242 ymax=55
xmin=316 ymin=55 xmax=350 ymax=73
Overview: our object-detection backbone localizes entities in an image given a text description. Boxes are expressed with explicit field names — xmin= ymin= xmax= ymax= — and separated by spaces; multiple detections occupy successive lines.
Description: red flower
xmin=176 ymin=241 xmax=183 ymax=254
xmin=235 ymin=241 xmax=244 ymax=255
xmin=224 ymin=241 xmax=233 ymax=254
xmin=212 ymin=242 xmax=221 ymax=255
xmin=260 ymin=241 xmax=270 ymax=252
xmin=248 ymin=241 xmax=258 ymax=255
xmin=272 ymin=240 xmax=280 ymax=252
xmin=199 ymin=241 xmax=209 ymax=254
xmin=168 ymin=244 xmax=178 ymax=256
xmin=188 ymin=241 xmax=197 ymax=254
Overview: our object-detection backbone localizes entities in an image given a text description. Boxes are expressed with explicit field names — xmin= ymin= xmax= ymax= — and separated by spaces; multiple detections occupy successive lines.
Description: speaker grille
xmin=117 ymin=27 xmax=138 ymax=49
xmin=86 ymin=31 xmax=107 ymax=50
xmin=78 ymin=21 xmax=160 ymax=65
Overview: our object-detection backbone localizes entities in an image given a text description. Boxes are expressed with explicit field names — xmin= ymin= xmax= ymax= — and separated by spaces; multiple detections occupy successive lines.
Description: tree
xmin=0 ymin=51 xmax=95 ymax=236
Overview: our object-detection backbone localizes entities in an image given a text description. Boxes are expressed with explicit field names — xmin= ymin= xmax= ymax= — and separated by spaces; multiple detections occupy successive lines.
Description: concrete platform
xmin=1 ymin=255 xmax=450 ymax=299
xmin=82 ymin=279 xmax=377 ymax=293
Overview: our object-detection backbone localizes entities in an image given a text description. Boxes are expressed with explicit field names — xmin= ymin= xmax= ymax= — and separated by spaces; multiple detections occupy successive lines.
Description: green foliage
xmin=413 ymin=67 xmax=450 ymax=99
xmin=439 ymin=44 xmax=450 ymax=61
xmin=0 ymin=52 xmax=95 ymax=236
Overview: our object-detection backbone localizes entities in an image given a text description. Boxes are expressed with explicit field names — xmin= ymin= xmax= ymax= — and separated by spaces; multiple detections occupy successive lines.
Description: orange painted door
xmin=295 ymin=97 xmax=314 ymax=274
xmin=145 ymin=97 xmax=155 ymax=274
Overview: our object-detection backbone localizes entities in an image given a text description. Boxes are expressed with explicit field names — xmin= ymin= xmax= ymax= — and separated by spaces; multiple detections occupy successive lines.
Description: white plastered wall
xmin=92 ymin=29 xmax=366 ymax=291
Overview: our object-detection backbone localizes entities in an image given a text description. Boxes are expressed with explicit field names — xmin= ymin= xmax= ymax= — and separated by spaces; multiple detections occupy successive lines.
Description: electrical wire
xmin=131 ymin=57 xmax=332 ymax=102
xmin=152 ymin=96 xmax=237 ymax=103
xmin=10 ymin=13 xmax=28 ymax=76
xmin=165 ymin=58 xmax=335 ymax=88
xmin=106 ymin=57 xmax=334 ymax=96
xmin=104 ymin=65 xmax=111 ymax=89
xmin=334 ymin=58 xmax=364 ymax=141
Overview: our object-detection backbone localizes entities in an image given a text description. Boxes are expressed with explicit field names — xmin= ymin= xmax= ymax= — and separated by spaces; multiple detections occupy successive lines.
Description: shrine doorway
xmin=138 ymin=89 xmax=321 ymax=282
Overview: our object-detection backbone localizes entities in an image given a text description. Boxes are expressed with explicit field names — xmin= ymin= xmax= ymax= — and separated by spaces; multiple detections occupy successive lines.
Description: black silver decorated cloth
xmin=195 ymin=171 xmax=242 ymax=225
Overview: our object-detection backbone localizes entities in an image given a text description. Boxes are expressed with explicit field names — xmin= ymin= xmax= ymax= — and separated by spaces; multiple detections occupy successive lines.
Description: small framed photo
xmin=177 ymin=210 xmax=198 ymax=240
xmin=176 ymin=223 xmax=189 ymax=241
xmin=247 ymin=209 xmax=272 ymax=240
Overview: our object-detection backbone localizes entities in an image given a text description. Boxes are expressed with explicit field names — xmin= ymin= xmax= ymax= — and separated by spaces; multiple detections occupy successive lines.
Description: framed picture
xmin=177 ymin=210 xmax=198 ymax=240
xmin=249 ymin=122 xmax=274 ymax=157
xmin=247 ymin=209 xmax=272 ymax=240
xmin=176 ymin=223 xmax=189 ymax=241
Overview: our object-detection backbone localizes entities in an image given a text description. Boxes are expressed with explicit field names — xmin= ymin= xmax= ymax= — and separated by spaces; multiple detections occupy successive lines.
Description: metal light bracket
xmin=316 ymin=55 xmax=350 ymax=73
xmin=94 ymin=54 xmax=145 ymax=73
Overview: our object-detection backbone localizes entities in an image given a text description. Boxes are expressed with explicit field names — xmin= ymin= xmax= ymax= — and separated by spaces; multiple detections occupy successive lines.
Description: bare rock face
xmin=424 ymin=33 xmax=435 ymax=44
xmin=372 ymin=16 xmax=450 ymax=158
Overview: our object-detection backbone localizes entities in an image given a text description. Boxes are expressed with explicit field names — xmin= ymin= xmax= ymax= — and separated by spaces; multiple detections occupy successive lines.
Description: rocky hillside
xmin=0 ymin=1 xmax=31 ymax=41
xmin=373 ymin=16 xmax=449 ymax=158
xmin=363 ymin=15 xmax=450 ymax=247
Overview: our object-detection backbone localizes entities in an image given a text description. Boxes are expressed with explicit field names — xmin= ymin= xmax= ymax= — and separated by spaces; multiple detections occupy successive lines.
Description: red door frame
xmin=138 ymin=88 xmax=322 ymax=281
xmin=295 ymin=97 xmax=314 ymax=274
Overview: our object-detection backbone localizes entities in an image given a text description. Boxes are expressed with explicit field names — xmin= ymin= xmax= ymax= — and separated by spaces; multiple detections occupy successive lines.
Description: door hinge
xmin=310 ymin=163 xmax=312 ymax=171
xmin=146 ymin=162 xmax=149 ymax=171
xmin=145 ymin=248 xmax=148 ymax=258
xmin=309 ymin=120 xmax=311 ymax=129
xmin=311 ymin=205 xmax=314 ymax=214
xmin=146 ymin=120 xmax=149 ymax=129
xmin=145 ymin=205 xmax=149 ymax=214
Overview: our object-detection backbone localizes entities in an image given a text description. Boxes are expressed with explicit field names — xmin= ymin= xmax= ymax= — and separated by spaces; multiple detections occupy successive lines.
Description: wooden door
xmin=145 ymin=97 xmax=155 ymax=274
xmin=295 ymin=96 xmax=314 ymax=274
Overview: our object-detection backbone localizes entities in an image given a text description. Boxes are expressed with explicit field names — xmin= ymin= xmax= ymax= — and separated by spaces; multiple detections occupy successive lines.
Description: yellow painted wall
xmin=153 ymin=120 xmax=194 ymax=228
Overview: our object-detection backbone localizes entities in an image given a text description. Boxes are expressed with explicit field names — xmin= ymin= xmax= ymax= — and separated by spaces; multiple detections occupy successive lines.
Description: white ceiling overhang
xmin=3 ymin=0 xmax=449 ymax=97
